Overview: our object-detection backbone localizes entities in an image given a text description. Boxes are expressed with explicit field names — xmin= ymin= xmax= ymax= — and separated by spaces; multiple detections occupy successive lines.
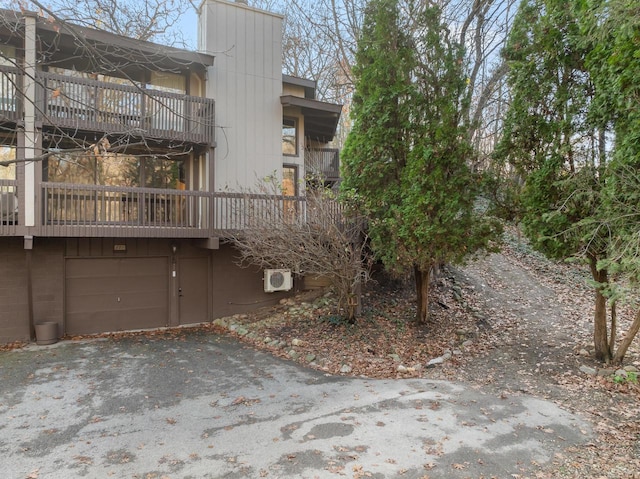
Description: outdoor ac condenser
xmin=264 ymin=269 xmax=293 ymax=293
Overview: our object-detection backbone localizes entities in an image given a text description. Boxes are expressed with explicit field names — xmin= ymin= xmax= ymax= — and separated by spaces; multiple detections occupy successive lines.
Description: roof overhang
xmin=0 ymin=8 xmax=215 ymax=75
xmin=280 ymin=95 xmax=342 ymax=143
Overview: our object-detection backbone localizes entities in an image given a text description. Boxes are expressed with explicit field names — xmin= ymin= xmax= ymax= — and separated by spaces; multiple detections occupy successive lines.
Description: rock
xmin=462 ymin=340 xmax=473 ymax=348
xmin=238 ymin=328 xmax=249 ymax=336
xmin=579 ymin=365 xmax=597 ymax=376
xmin=291 ymin=338 xmax=303 ymax=347
xmin=212 ymin=318 xmax=229 ymax=328
xmin=578 ymin=349 xmax=590 ymax=357
xmin=387 ymin=354 xmax=401 ymax=362
xmin=624 ymin=365 xmax=638 ymax=373
xmin=279 ymin=298 xmax=288 ymax=305
xmin=442 ymin=352 xmax=452 ymax=361
xmin=397 ymin=365 xmax=408 ymax=373
xmin=597 ymin=368 xmax=615 ymax=377
xmin=288 ymin=350 xmax=299 ymax=360
xmin=264 ymin=337 xmax=272 ymax=343
xmin=427 ymin=357 xmax=445 ymax=368
xmin=615 ymin=369 xmax=627 ymax=378
xmin=340 ymin=364 xmax=352 ymax=374
xmin=453 ymin=349 xmax=463 ymax=356
xmin=305 ymin=354 xmax=316 ymax=363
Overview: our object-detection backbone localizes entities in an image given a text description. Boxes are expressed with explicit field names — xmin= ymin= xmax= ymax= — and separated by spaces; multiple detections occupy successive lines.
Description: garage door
xmin=66 ymin=257 xmax=168 ymax=335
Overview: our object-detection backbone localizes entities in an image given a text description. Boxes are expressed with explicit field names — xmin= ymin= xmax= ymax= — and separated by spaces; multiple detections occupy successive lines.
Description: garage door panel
xmin=66 ymin=278 xmax=117 ymax=296
xmin=118 ymin=275 xmax=166 ymax=293
xmin=66 ymin=258 xmax=168 ymax=335
xmin=119 ymin=291 xmax=166 ymax=308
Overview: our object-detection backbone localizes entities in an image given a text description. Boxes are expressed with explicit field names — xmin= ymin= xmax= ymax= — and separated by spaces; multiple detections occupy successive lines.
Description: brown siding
xmin=0 ymin=238 xmax=29 ymax=343
xmin=211 ymin=243 xmax=295 ymax=318
xmin=32 ymin=239 xmax=65 ymax=329
xmin=0 ymin=237 xmax=299 ymax=344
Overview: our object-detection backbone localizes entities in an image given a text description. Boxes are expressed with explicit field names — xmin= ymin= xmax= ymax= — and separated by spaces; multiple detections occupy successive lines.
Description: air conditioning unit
xmin=264 ymin=269 xmax=293 ymax=293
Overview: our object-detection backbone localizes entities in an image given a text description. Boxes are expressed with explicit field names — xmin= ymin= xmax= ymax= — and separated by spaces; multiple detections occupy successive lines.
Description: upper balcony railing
xmin=0 ymin=66 xmax=215 ymax=145
xmin=305 ymin=148 xmax=340 ymax=181
xmin=0 ymin=66 xmax=21 ymax=123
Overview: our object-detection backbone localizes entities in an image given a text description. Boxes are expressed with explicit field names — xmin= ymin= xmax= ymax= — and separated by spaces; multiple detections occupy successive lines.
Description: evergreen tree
xmin=342 ymin=0 xmax=499 ymax=322
xmin=496 ymin=0 xmax=640 ymax=363
xmin=585 ymin=0 xmax=640 ymax=363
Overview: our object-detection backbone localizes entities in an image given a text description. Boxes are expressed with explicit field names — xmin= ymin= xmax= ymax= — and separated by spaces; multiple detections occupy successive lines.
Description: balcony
xmin=0 ymin=66 xmax=215 ymax=145
xmin=36 ymin=183 xmax=336 ymax=238
xmin=41 ymin=182 xmax=213 ymax=238
xmin=305 ymin=148 xmax=340 ymax=182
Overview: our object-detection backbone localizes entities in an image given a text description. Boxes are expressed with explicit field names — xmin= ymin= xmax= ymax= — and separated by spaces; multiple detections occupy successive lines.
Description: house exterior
xmin=0 ymin=0 xmax=342 ymax=344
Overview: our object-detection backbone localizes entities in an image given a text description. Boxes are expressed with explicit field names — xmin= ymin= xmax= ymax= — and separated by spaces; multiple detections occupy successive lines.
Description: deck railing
xmin=41 ymin=182 xmax=212 ymax=237
xmin=305 ymin=148 xmax=340 ymax=181
xmin=211 ymin=191 xmax=347 ymax=234
xmin=1 ymin=68 xmax=215 ymax=145
xmin=0 ymin=65 xmax=21 ymax=123
xmin=212 ymin=192 xmax=307 ymax=232
xmin=1 ymin=179 xmax=348 ymax=238
xmin=0 ymin=179 xmax=18 ymax=235
xmin=37 ymin=71 xmax=215 ymax=145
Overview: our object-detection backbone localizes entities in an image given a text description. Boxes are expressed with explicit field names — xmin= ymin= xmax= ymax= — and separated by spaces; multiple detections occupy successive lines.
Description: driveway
xmin=0 ymin=331 xmax=591 ymax=478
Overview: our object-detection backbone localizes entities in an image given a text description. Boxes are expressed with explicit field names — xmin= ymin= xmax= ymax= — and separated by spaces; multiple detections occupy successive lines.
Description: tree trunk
xmin=609 ymin=301 xmax=617 ymax=355
xmin=589 ymin=257 xmax=611 ymax=362
xmin=612 ymin=308 xmax=640 ymax=365
xmin=415 ymin=265 xmax=431 ymax=323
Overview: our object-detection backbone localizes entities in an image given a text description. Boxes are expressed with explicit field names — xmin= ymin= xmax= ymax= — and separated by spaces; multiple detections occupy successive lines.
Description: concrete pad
xmin=0 ymin=333 xmax=591 ymax=478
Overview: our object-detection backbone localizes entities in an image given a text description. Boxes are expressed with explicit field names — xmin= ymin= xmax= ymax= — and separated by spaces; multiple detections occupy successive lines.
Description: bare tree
xmin=251 ymin=0 xmax=516 ymax=151
xmin=229 ymin=178 xmax=371 ymax=321
xmin=4 ymin=0 xmax=191 ymax=44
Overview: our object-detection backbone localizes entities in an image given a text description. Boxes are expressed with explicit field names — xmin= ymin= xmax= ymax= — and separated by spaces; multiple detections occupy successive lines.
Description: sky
xmin=178 ymin=7 xmax=198 ymax=50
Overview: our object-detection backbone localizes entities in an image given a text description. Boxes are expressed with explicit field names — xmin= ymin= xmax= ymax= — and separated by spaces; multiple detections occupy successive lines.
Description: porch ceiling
xmin=280 ymin=95 xmax=342 ymax=143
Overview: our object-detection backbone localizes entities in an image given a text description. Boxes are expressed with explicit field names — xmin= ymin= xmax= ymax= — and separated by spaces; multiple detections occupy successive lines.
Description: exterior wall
xmin=0 ymin=238 xmax=30 ymax=343
xmin=31 ymin=239 xmax=65 ymax=328
xmin=199 ymin=0 xmax=284 ymax=191
xmin=0 ymin=237 xmax=297 ymax=343
xmin=211 ymin=243 xmax=295 ymax=318
xmin=0 ymin=238 xmax=64 ymax=343
xmin=282 ymin=83 xmax=306 ymax=98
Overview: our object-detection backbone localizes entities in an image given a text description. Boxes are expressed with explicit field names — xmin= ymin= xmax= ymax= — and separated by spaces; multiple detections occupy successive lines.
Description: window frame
xmin=282 ymin=117 xmax=298 ymax=157
xmin=282 ymin=164 xmax=298 ymax=197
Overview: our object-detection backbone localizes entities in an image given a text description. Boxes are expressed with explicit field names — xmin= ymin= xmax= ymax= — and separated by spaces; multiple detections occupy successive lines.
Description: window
xmin=44 ymin=151 xmax=186 ymax=190
xmin=0 ymin=146 xmax=16 ymax=180
xmin=0 ymin=45 xmax=16 ymax=67
xmin=282 ymin=117 xmax=298 ymax=156
xmin=0 ymin=145 xmax=17 ymax=223
xmin=283 ymin=165 xmax=298 ymax=196
xmin=149 ymin=72 xmax=186 ymax=94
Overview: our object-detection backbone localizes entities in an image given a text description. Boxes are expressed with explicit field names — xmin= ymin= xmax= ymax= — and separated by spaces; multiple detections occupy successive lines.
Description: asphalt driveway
xmin=0 ymin=331 xmax=591 ymax=478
